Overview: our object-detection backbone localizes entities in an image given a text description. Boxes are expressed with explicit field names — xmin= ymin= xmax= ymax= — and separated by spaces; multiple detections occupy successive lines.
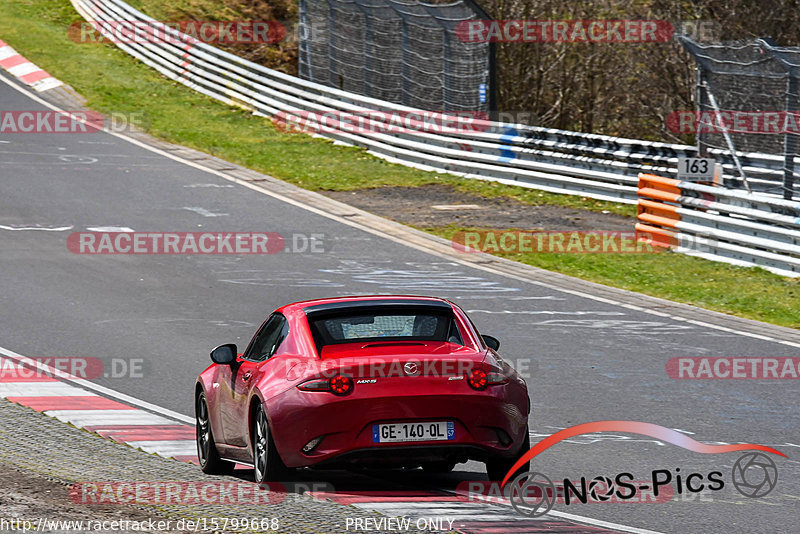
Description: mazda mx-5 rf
xmin=195 ymin=295 xmax=531 ymax=481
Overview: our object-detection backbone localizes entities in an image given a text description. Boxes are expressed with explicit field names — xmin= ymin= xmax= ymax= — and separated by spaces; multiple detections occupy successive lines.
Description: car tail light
xmin=297 ymin=378 xmax=331 ymax=391
xmin=330 ymin=375 xmax=353 ymax=396
xmin=467 ymin=369 xmax=508 ymax=390
xmin=297 ymin=375 xmax=354 ymax=396
xmin=468 ymin=369 xmax=488 ymax=390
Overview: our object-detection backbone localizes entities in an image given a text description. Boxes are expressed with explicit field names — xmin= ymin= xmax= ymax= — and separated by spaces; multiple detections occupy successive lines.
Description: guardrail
xmin=635 ymin=174 xmax=800 ymax=277
xmin=70 ymin=0 xmax=798 ymax=205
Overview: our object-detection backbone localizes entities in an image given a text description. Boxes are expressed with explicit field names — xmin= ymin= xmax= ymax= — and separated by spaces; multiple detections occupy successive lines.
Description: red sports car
xmin=195 ymin=295 xmax=531 ymax=482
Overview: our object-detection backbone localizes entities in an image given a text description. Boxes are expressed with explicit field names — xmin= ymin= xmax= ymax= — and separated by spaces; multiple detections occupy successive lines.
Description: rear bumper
xmin=266 ymin=379 xmax=529 ymax=468
xmin=313 ymin=444 xmax=495 ymax=468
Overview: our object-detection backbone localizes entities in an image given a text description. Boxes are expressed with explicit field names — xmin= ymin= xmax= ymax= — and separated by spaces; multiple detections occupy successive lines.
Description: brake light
xmin=468 ymin=368 xmax=508 ymax=390
xmin=468 ymin=369 xmax=488 ymax=389
xmin=330 ymin=375 xmax=354 ymax=396
xmin=297 ymin=375 xmax=354 ymax=396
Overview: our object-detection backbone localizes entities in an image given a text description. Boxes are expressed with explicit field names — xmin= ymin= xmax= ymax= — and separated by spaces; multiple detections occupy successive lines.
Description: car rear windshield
xmin=308 ymin=308 xmax=462 ymax=351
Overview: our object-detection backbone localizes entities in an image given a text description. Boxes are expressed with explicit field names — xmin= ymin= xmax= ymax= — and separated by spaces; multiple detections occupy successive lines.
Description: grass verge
xmin=431 ymin=226 xmax=799 ymax=328
xmin=1 ymin=0 xmax=798 ymax=328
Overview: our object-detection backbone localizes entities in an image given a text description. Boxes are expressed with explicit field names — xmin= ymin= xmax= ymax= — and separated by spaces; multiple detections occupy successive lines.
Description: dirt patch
xmin=0 ymin=461 xmax=182 ymax=533
xmin=324 ymin=184 xmax=634 ymax=232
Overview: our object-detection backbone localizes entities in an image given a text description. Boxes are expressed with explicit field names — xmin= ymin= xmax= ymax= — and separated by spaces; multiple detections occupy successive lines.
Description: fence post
xmin=783 ymin=75 xmax=798 ymax=200
xmin=326 ymin=0 xmax=339 ymax=88
xmin=462 ymin=0 xmax=497 ymax=120
xmin=298 ymin=0 xmax=313 ymax=80
xmin=401 ymin=19 xmax=409 ymax=106
xmin=359 ymin=3 xmax=372 ymax=97
xmin=696 ymin=66 xmax=709 ymax=158
xmin=442 ymin=31 xmax=451 ymax=111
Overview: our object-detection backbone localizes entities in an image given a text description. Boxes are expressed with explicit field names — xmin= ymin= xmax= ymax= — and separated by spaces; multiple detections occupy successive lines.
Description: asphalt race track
xmin=1 ymin=68 xmax=799 ymax=534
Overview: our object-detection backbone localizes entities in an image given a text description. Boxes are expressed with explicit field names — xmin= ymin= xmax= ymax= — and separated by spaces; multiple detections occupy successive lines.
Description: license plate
xmin=372 ymin=421 xmax=455 ymax=443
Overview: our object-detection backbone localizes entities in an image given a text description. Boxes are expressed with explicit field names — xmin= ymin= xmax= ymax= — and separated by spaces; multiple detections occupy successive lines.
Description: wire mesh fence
xmin=679 ymin=35 xmax=799 ymax=199
xmin=298 ymin=0 xmax=495 ymax=114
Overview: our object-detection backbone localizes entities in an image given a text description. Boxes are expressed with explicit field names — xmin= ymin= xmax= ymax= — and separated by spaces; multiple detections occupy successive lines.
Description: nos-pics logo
xmin=501 ymin=421 xmax=783 ymax=518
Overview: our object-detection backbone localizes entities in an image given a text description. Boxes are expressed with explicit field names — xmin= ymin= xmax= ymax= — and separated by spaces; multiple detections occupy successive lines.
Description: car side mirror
xmin=210 ymin=344 xmax=237 ymax=364
xmin=482 ymin=335 xmax=500 ymax=351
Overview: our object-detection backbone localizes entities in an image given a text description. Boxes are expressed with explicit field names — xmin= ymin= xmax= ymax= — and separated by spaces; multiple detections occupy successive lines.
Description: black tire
xmin=253 ymin=404 xmax=291 ymax=482
xmin=196 ymin=392 xmax=234 ymax=475
xmin=422 ymin=461 xmax=456 ymax=474
xmin=486 ymin=429 xmax=531 ymax=481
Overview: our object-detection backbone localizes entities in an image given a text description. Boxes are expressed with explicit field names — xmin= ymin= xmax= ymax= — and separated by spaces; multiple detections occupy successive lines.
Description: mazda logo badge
xmin=404 ymin=362 xmax=420 ymax=376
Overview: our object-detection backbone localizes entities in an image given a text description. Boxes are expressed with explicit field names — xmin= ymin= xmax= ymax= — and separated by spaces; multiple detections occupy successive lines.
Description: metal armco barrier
xmin=69 ymin=0 xmax=800 ymax=206
xmin=636 ymin=174 xmax=800 ymax=277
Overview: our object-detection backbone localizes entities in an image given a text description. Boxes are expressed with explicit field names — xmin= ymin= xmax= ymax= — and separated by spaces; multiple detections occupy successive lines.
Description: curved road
xmin=1 ymin=69 xmax=798 ymax=534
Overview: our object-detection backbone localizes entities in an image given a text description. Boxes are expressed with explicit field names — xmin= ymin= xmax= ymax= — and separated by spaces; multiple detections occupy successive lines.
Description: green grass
xmin=432 ymin=226 xmax=800 ymax=328
xmin=1 ymin=0 xmax=798 ymax=328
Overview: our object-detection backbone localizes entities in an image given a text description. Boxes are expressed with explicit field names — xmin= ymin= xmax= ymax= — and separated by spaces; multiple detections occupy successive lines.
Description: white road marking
xmin=184 ymin=183 xmax=234 ymax=188
xmin=125 ymin=440 xmax=197 ymax=457
xmin=355 ymin=501 xmax=519 ymax=520
xmin=455 ymin=295 xmax=565 ymax=301
xmin=0 ymin=346 xmax=192 ymax=424
xmin=31 ymin=77 xmax=62 ymax=92
xmin=0 ymin=46 xmax=18 ymax=61
xmin=45 ymin=409 xmax=174 ymax=427
xmin=467 ymin=309 xmax=625 ymax=316
xmin=182 ymin=206 xmax=228 ymax=217
xmin=7 ymin=62 xmax=40 ymax=77
xmin=0 ymin=224 xmax=73 ymax=231
xmin=57 ymin=155 xmax=97 ymax=163
xmin=0 ymin=381 xmax=88 ymax=397
xmin=548 ymin=510 xmax=664 ymax=534
xmin=220 ymin=276 xmax=344 ymax=288
xmin=526 ymin=319 xmax=697 ymax=332
xmin=431 ymin=204 xmax=482 ymax=211
xmin=320 ymin=261 xmax=519 ymax=293
xmin=86 ymin=226 xmax=134 ymax=232
xmin=461 ymin=490 xmax=666 ymax=534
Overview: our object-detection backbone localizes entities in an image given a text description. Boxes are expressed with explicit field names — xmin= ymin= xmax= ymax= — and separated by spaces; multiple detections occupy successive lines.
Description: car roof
xmin=278 ymin=295 xmax=454 ymax=316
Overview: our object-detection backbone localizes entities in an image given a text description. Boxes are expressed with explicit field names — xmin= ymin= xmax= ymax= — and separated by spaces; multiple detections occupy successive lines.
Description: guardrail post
xmin=783 ymin=75 xmax=798 ymax=200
